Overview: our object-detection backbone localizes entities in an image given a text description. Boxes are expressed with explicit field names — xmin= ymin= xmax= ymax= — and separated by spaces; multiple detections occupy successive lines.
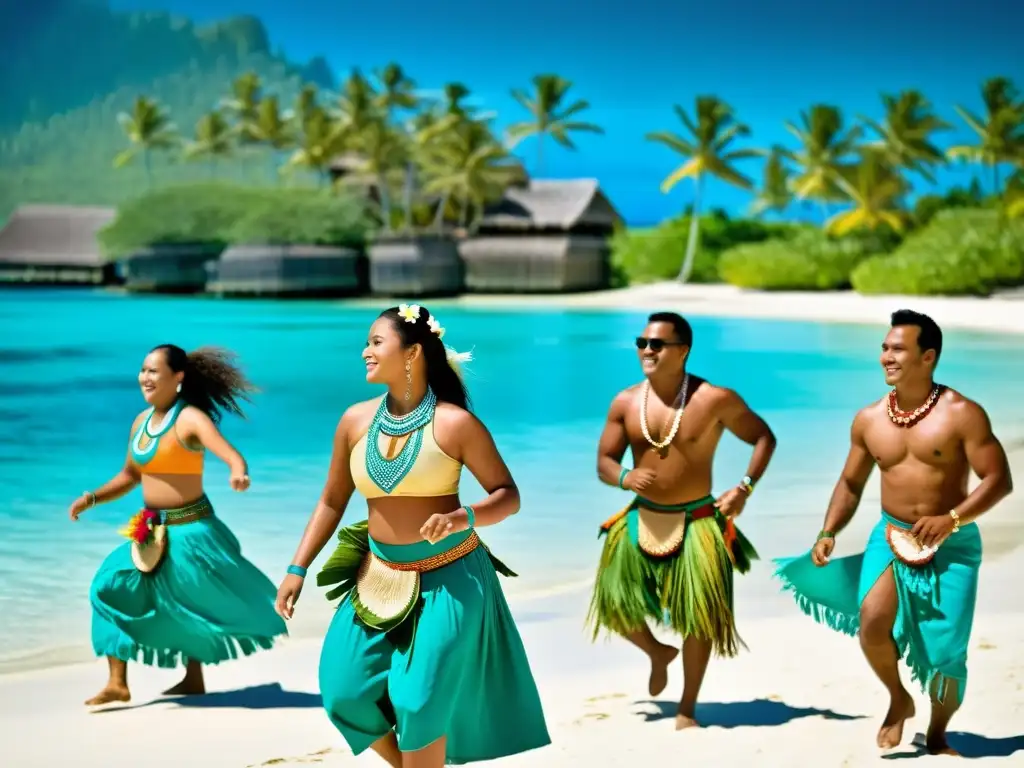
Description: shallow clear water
xmin=2 ymin=287 xmax=1023 ymax=667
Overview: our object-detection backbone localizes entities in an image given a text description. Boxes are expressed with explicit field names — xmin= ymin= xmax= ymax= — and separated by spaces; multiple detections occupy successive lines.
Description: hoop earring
xmin=176 ymin=383 xmax=182 ymax=393
xmin=404 ymin=361 xmax=412 ymax=402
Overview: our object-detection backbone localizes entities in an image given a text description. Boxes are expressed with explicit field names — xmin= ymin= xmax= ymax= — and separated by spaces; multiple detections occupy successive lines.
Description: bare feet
xmin=84 ymin=685 xmax=130 ymax=706
xmin=877 ymin=690 xmax=916 ymax=749
xmin=925 ymin=733 xmax=960 ymax=756
xmin=162 ymin=678 xmax=205 ymax=696
xmin=674 ymin=713 xmax=701 ymax=730
xmin=647 ymin=644 xmax=679 ymax=697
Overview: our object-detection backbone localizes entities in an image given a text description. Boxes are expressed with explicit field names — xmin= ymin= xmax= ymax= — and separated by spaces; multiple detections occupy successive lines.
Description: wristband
xmin=84 ymin=491 xmax=97 ymax=508
xmin=617 ymin=467 xmax=630 ymax=490
xmin=286 ymin=564 xmax=308 ymax=579
xmin=816 ymin=530 xmax=835 ymax=541
xmin=949 ymin=509 xmax=961 ymax=533
xmin=463 ymin=505 xmax=476 ymax=528
xmin=739 ymin=476 xmax=754 ymax=495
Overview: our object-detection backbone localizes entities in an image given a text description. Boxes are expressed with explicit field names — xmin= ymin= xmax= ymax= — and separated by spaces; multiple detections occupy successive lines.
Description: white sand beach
xmin=2 ymin=285 xmax=1023 ymax=767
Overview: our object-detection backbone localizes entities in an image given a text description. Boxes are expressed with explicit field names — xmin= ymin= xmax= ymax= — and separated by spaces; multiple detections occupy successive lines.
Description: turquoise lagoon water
xmin=2 ymin=287 xmax=1024 ymax=669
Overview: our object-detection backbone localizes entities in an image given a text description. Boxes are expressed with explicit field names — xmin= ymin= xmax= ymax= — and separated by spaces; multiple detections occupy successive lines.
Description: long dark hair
xmin=152 ymin=344 xmax=256 ymax=423
xmin=380 ymin=306 xmax=471 ymax=412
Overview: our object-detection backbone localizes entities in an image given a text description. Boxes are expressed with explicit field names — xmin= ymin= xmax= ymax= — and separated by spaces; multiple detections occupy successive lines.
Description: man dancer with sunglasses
xmin=587 ymin=311 xmax=777 ymax=729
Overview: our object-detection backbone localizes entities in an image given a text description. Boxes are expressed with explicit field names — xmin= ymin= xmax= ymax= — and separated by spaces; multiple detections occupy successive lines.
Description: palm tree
xmin=356 ymin=116 xmax=408 ymax=231
xmin=373 ymin=64 xmax=420 ymax=233
xmin=947 ymin=77 xmax=1024 ymax=194
xmin=373 ymin=63 xmax=419 ymax=115
xmin=283 ymin=106 xmax=343 ymax=185
xmin=782 ymin=104 xmax=862 ymax=214
xmin=252 ymin=95 xmax=293 ymax=180
xmin=221 ymin=72 xmax=263 ymax=170
xmin=646 ymin=96 xmax=759 ymax=282
xmin=825 ymin=149 xmax=910 ymax=236
xmin=183 ymin=110 xmax=232 ymax=175
xmin=1006 ymin=168 xmax=1024 ymax=219
xmin=749 ymin=146 xmax=792 ymax=217
xmin=420 ymin=117 xmax=518 ymax=231
xmin=506 ymin=74 xmax=603 ymax=175
xmin=113 ymin=96 xmax=179 ymax=187
xmin=860 ymin=90 xmax=950 ymax=183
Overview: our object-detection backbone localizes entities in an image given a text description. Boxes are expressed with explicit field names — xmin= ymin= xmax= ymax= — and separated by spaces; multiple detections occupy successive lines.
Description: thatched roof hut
xmin=123 ymin=244 xmax=223 ymax=294
xmin=459 ymin=179 xmax=622 ymax=293
xmin=0 ymin=205 xmax=118 ymax=285
xmin=207 ymin=244 xmax=367 ymax=298
xmin=368 ymin=235 xmax=463 ymax=297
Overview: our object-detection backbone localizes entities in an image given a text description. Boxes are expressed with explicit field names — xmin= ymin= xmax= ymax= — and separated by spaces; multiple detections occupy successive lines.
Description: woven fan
xmin=132 ymin=525 xmax=168 ymax=573
xmin=352 ymin=553 xmax=421 ymax=631
xmin=886 ymin=524 xmax=937 ymax=567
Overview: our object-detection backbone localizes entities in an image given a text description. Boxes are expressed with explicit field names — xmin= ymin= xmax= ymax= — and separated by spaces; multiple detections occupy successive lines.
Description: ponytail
xmin=380 ymin=306 xmax=472 ymax=412
xmin=152 ymin=344 xmax=256 ymax=423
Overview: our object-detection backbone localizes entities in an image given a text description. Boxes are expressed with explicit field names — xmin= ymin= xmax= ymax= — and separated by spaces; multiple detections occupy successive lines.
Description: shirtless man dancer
xmin=776 ymin=309 xmax=1013 ymax=754
xmin=587 ymin=311 xmax=776 ymax=729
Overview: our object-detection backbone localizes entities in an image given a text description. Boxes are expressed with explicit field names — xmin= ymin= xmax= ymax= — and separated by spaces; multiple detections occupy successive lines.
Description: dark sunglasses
xmin=635 ymin=337 xmax=685 ymax=352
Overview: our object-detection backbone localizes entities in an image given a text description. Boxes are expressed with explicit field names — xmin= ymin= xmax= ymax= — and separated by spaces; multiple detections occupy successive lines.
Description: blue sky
xmin=109 ymin=0 xmax=1023 ymax=225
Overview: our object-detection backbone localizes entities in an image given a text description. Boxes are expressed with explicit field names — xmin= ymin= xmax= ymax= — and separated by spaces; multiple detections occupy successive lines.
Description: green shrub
xmin=97 ymin=182 xmax=371 ymax=257
xmin=227 ymin=189 xmax=370 ymax=247
xmin=609 ymin=210 xmax=792 ymax=286
xmin=851 ymin=208 xmax=1024 ymax=296
xmin=717 ymin=228 xmax=884 ymax=290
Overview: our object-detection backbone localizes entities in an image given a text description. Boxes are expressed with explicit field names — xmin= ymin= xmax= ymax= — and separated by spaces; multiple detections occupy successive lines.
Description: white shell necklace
xmin=640 ymin=374 xmax=689 ymax=453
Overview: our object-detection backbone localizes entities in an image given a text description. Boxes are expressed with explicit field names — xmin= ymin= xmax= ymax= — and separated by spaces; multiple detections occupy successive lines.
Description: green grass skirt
xmin=586 ymin=501 xmax=758 ymax=657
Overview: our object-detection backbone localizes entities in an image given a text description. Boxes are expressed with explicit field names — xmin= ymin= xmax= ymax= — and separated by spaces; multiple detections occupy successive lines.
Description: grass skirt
xmin=587 ymin=497 xmax=758 ymax=657
xmin=90 ymin=498 xmax=287 ymax=668
xmin=773 ymin=512 xmax=981 ymax=705
xmin=316 ymin=522 xmax=550 ymax=763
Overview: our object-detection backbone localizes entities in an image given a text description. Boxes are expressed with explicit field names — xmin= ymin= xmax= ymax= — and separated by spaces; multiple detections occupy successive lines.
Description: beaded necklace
xmin=640 ymin=374 xmax=689 ymax=458
xmin=887 ymin=385 xmax=943 ymax=428
xmin=365 ymin=388 xmax=437 ymax=493
xmin=131 ymin=399 xmax=184 ymax=465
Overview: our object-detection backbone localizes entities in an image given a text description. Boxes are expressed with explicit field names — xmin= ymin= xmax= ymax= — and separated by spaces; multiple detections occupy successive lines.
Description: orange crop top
xmin=349 ymin=400 xmax=462 ymax=499
xmin=129 ymin=401 xmax=204 ymax=475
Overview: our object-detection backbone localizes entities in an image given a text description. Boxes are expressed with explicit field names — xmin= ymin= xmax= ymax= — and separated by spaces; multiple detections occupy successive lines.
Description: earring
xmin=404 ymin=361 xmax=412 ymax=402
xmin=176 ymin=383 xmax=182 ymax=393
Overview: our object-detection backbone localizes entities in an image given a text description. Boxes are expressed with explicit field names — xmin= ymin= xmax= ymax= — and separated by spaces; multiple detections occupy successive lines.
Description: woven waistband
xmin=635 ymin=494 xmax=716 ymax=517
xmin=374 ymin=531 xmax=480 ymax=573
xmin=147 ymin=495 xmax=214 ymax=526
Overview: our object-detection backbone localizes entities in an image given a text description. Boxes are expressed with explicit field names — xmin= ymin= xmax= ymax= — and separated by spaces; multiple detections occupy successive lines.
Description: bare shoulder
xmin=130 ymin=409 xmax=149 ymax=431
xmin=434 ymin=401 xmax=486 ymax=436
xmin=610 ymin=383 xmax=642 ymax=414
xmin=851 ymin=397 xmax=887 ymax=436
xmin=339 ymin=397 xmax=381 ymax=436
xmin=943 ymin=388 xmax=994 ymax=434
xmin=696 ymin=379 xmax=745 ymax=414
xmin=178 ymin=404 xmax=214 ymax=427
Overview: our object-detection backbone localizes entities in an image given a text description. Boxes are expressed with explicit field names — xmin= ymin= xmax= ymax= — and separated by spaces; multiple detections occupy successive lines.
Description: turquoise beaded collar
xmin=131 ymin=399 xmax=184 ymax=465
xmin=365 ymin=389 xmax=437 ymax=494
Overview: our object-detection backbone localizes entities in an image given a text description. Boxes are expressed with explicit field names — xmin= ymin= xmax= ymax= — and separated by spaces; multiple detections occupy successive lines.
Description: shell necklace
xmin=640 ymin=374 xmax=689 ymax=458
xmin=887 ymin=385 xmax=942 ymax=428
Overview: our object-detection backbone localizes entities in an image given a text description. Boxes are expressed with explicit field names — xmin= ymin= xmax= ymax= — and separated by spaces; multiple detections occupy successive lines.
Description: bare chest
xmin=865 ymin=418 xmax=962 ymax=470
xmin=626 ymin=393 xmax=721 ymax=459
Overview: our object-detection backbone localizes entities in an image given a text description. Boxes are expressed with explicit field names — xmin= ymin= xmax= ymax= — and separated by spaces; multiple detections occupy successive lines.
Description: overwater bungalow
xmin=0 ymin=205 xmax=118 ymax=285
xmin=459 ymin=179 xmax=622 ymax=293
xmin=207 ymin=244 xmax=367 ymax=297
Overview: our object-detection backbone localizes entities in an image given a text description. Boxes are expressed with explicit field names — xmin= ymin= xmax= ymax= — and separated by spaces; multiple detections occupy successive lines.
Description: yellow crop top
xmin=349 ymin=404 xmax=462 ymax=499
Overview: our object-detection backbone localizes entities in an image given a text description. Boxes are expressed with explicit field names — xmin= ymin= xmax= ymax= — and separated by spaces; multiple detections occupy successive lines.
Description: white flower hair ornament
xmin=445 ymin=345 xmax=474 ymax=381
xmin=427 ymin=315 xmax=445 ymax=339
xmin=397 ymin=303 xmax=421 ymax=323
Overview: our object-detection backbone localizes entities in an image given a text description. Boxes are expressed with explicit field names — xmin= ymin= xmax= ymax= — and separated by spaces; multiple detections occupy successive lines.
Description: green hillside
xmin=0 ymin=1 xmax=336 ymax=221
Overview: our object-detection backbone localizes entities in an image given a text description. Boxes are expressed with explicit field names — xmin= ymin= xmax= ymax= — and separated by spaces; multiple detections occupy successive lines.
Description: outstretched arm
xmin=718 ymin=388 xmax=777 ymax=488
xmin=287 ymin=409 xmax=359 ymax=570
xmin=179 ymin=408 xmax=248 ymax=477
xmin=450 ymin=412 xmax=520 ymax=527
xmin=953 ymin=400 xmax=1012 ymax=524
xmin=597 ymin=392 xmax=631 ymax=487
xmin=820 ymin=410 xmax=876 ymax=536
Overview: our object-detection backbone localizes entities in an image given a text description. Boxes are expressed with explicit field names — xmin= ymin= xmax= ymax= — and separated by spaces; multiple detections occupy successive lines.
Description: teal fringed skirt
xmin=90 ymin=495 xmax=287 ymax=667
xmin=774 ymin=511 xmax=982 ymax=705
xmin=317 ymin=523 xmax=551 ymax=763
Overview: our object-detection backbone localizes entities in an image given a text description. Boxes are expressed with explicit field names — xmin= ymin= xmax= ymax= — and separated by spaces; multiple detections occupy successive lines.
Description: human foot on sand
xmin=84 ymin=685 xmax=130 ymax=706
xmin=877 ymin=691 xmax=915 ymax=748
xmin=924 ymin=732 xmax=960 ymax=756
xmin=647 ymin=644 xmax=679 ymax=696
xmin=162 ymin=678 xmax=206 ymax=696
xmin=674 ymin=709 xmax=700 ymax=730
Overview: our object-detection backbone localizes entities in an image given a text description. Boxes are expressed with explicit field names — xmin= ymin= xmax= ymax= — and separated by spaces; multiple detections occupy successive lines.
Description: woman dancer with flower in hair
xmin=276 ymin=304 xmax=549 ymax=768
xmin=68 ymin=345 xmax=287 ymax=706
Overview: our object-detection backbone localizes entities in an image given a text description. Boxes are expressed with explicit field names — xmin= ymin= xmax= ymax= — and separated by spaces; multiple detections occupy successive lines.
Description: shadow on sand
xmin=93 ymin=682 xmax=321 ymax=713
xmin=882 ymin=732 xmax=1024 ymax=760
xmin=636 ymin=697 xmax=866 ymax=728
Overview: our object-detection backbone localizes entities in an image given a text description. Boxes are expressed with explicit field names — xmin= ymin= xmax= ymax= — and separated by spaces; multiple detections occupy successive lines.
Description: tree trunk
xmin=537 ymin=133 xmax=544 ymax=177
xmin=143 ymin=149 xmax=153 ymax=188
xmin=677 ymin=175 xmax=703 ymax=283
xmin=377 ymin=173 xmax=392 ymax=232
xmin=434 ymin=191 xmax=451 ymax=232
xmin=403 ymin=161 xmax=414 ymax=233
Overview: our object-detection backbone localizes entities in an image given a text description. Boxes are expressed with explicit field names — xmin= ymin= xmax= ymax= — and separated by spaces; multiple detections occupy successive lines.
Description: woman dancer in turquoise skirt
xmin=276 ymin=305 xmax=550 ymax=767
xmin=68 ymin=344 xmax=287 ymax=706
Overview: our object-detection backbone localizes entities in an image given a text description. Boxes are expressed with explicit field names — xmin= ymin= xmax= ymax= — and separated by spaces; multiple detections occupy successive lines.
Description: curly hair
xmin=379 ymin=306 xmax=471 ymax=412
xmin=152 ymin=344 xmax=257 ymax=423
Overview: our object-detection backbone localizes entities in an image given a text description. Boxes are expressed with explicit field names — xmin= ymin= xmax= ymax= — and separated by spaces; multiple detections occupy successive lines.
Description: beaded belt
xmin=150 ymin=496 xmax=213 ymax=526
xmin=376 ymin=531 xmax=480 ymax=572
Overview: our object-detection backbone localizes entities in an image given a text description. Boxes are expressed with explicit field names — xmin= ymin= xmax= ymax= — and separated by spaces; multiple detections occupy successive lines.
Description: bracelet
xmin=739 ymin=476 xmax=755 ymax=495
xmin=463 ymin=505 xmax=476 ymax=528
xmin=286 ymin=564 xmax=307 ymax=579
xmin=949 ymin=509 xmax=961 ymax=533
xmin=617 ymin=467 xmax=630 ymax=490
xmin=816 ymin=530 xmax=835 ymax=541
xmin=84 ymin=491 xmax=97 ymax=508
